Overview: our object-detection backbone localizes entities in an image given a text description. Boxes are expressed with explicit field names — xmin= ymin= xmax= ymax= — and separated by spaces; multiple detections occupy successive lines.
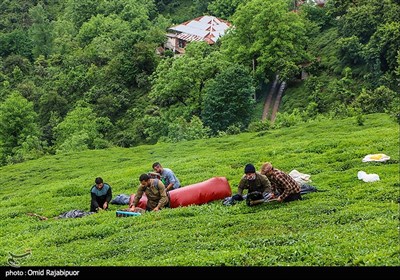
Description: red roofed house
xmin=165 ymin=15 xmax=232 ymax=54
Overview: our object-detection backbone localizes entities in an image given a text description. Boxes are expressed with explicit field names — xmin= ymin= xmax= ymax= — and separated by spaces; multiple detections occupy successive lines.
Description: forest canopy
xmin=0 ymin=0 xmax=398 ymax=165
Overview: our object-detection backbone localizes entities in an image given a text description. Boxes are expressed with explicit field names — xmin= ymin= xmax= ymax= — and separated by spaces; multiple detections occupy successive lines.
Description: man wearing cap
xmin=234 ymin=163 xmax=271 ymax=205
xmin=260 ymin=162 xmax=302 ymax=203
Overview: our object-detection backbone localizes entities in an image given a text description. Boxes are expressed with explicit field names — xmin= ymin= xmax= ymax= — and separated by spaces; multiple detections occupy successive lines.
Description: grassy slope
xmin=0 ymin=113 xmax=398 ymax=266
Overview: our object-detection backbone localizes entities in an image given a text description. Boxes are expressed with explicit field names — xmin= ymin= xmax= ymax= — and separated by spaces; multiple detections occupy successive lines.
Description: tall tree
xmin=149 ymin=42 xmax=229 ymax=120
xmin=0 ymin=91 xmax=42 ymax=164
xmin=221 ymin=0 xmax=311 ymax=82
xmin=202 ymin=64 xmax=255 ymax=133
xmin=53 ymin=103 xmax=111 ymax=153
xmin=28 ymin=3 xmax=53 ymax=59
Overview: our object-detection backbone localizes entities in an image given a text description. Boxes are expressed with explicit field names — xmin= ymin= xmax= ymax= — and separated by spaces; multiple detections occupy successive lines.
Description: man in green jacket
xmin=235 ymin=163 xmax=271 ymax=206
xmin=129 ymin=173 xmax=169 ymax=212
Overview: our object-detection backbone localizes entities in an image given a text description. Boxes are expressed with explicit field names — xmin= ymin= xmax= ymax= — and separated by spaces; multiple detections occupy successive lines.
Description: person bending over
xmin=129 ymin=173 xmax=169 ymax=212
xmin=90 ymin=177 xmax=112 ymax=212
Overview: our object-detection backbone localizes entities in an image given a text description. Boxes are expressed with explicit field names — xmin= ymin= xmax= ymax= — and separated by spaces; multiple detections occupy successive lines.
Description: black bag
xmin=246 ymin=191 xmax=264 ymax=206
xmin=232 ymin=194 xmax=244 ymax=201
xmin=300 ymin=184 xmax=317 ymax=195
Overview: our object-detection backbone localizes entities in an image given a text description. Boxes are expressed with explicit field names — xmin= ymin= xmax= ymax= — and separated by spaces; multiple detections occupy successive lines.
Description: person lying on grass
xmin=232 ymin=163 xmax=272 ymax=206
xmin=260 ymin=162 xmax=302 ymax=203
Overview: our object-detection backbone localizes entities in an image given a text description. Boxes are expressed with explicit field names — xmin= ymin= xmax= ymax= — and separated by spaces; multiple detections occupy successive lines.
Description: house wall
xmin=165 ymin=33 xmax=186 ymax=54
xmin=165 ymin=34 xmax=176 ymax=52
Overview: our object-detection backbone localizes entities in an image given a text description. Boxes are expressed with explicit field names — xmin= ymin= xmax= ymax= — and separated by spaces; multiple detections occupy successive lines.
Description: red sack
xmin=169 ymin=176 xmax=232 ymax=208
xmin=131 ymin=177 xmax=232 ymax=209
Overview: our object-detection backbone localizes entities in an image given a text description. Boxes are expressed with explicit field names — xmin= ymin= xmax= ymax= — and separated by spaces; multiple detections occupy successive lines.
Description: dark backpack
xmin=152 ymin=178 xmax=159 ymax=190
xmin=246 ymin=191 xmax=264 ymax=206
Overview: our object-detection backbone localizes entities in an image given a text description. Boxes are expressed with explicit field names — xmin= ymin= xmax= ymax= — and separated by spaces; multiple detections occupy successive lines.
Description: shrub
xmin=273 ymin=109 xmax=303 ymax=128
xmin=247 ymin=120 xmax=271 ymax=132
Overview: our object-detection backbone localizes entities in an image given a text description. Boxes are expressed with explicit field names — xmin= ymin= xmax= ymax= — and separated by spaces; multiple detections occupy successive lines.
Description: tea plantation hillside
xmin=0 ymin=113 xmax=398 ymax=268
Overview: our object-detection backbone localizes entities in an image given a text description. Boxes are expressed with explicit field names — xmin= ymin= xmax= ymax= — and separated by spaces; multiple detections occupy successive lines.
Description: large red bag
xmin=169 ymin=176 xmax=231 ymax=208
xmin=132 ymin=177 xmax=232 ymax=209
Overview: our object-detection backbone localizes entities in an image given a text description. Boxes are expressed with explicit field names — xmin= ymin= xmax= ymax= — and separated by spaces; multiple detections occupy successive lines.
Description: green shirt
xmin=133 ymin=179 xmax=169 ymax=210
xmin=237 ymin=172 xmax=271 ymax=196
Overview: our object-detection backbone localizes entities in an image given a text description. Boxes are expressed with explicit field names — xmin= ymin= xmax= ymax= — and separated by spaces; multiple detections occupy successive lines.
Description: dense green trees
xmin=149 ymin=42 xmax=234 ymax=139
xmin=0 ymin=0 xmax=398 ymax=166
xmin=221 ymin=0 xmax=311 ymax=83
xmin=150 ymin=42 xmax=227 ymax=118
xmin=296 ymin=0 xmax=399 ymax=119
xmin=335 ymin=0 xmax=400 ymax=83
xmin=207 ymin=0 xmax=245 ymax=19
xmin=54 ymin=103 xmax=111 ymax=153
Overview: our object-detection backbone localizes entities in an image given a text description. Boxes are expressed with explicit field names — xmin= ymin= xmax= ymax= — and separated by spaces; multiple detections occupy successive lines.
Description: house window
xmin=178 ymin=39 xmax=186 ymax=48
